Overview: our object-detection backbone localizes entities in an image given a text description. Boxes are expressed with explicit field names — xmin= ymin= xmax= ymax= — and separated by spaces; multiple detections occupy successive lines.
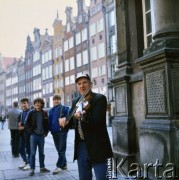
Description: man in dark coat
xmin=59 ymin=74 xmax=113 ymax=180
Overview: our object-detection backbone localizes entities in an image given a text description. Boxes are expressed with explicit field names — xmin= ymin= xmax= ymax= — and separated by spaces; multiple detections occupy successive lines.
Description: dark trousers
xmin=52 ymin=130 xmax=68 ymax=168
xmin=10 ymin=129 xmax=20 ymax=156
xmin=19 ymin=131 xmax=31 ymax=163
xmin=77 ymin=141 xmax=108 ymax=180
xmin=30 ymin=134 xmax=45 ymax=169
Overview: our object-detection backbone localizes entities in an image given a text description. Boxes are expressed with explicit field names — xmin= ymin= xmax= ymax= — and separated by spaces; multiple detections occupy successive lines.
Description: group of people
xmin=7 ymin=74 xmax=113 ymax=179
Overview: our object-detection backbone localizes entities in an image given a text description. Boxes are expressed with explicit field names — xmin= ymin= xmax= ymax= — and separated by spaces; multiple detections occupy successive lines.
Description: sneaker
xmin=53 ymin=167 xmax=62 ymax=175
xmin=40 ymin=167 xmax=50 ymax=173
xmin=23 ymin=164 xmax=30 ymax=171
xmin=29 ymin=169 xmax=34 ymax=176
xmin=61 ymin=165 xmax=67 ymax=170
xmin=18 ymin=162 xmax=27 ymax=169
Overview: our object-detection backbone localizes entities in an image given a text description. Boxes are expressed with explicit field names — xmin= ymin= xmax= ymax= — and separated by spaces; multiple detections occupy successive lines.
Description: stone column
xmin=137 ymin=0 xmax=179 ymax=177
xmin=111 ymin=0 xmax=139 ymax=175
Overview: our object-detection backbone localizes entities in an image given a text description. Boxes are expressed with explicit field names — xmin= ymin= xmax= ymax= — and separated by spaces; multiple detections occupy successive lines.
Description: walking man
xmin=25 ymin=98 xmax=50 ymax=176
xmin=7 ymin=101 xmax=22 ymax=157
xmin=59 ymin=74 xmax=113 ymax=180
xmin=18 ymin=98 xmax=31 ymax=170
xmin=48 ymin=95 xmax=70 ymax=175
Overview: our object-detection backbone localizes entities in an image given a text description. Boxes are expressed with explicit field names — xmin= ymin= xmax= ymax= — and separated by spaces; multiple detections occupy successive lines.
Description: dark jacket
xmin=48 ymin=104 xmax=70 ymax=133
xmin=24 ymin=109 xmax=49 ymax=136
xmin=68 ymin=92 xmax=113 ymax=164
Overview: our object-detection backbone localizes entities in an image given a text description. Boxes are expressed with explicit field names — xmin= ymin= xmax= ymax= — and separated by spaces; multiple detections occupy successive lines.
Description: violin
xmin=65 ymin=85 xmax=93 ymax=124
xmin=81 ymin=93 xmax=92 ymax=112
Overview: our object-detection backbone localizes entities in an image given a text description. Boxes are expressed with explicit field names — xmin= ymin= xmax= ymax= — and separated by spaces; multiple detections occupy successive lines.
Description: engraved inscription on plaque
xmin=172 ymin=68 xmax=179 ymax=113
xmin=146 ymin=70 xmax=166 ymax=114
xmin=115 ymin=84 xmax=126 ymax=114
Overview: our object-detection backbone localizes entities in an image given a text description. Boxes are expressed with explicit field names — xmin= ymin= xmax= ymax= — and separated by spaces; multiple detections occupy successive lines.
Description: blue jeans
xmin=30 ymin=134 xmax=45 ymax=169
xmin=52 ymin=130 xmax=68 ymax=168
xmin=77 ymin=142 xmax=108 ymax=180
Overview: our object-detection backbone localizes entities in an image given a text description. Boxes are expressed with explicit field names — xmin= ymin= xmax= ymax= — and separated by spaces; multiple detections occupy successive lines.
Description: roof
xmin=1 ymin=57 xmax=15 ymax=70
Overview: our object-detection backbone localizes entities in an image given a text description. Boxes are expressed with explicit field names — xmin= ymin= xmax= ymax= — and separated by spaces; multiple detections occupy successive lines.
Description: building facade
xmin=103 ymin=0 xmax=117 ymax=122
xmin=89 ymin=0 xmax=107 ymax=97
xmin=41 ymin=29 xmax=53 ymax=108
xmin=52 ymin=14 xmax=65 ymax=104
xmin=111 ymin=0 xmax=179 ymax=177
xmin=18 ymin=58 xmax=25 ymax=101
xmin=63 ymin=6 xmax=77 ymax=105
xmin=24 ymin=35 xmax=34 ymax=105
xmin=5 ymin=59 xmax=19 ymax=107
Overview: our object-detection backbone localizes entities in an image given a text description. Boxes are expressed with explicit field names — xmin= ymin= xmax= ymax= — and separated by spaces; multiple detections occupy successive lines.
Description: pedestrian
xmin=24 ymin=97 xmax=50 ymax=176
xmin=0 ymin=113 xmax=5 ymax=130
xmin=7 ymin=101 xmax=22 ymax=157
xmin=59 ymin=74 xmax=113 ymax=180
xmin=18 ymin=98 xmax=31 ymax=171
xmin=48 ymin=95 xmax=70 ymax=175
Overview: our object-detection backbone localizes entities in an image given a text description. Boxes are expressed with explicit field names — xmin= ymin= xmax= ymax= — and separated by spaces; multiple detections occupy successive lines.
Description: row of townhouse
xmin=1 ymin=0 xmax=117 ymax=117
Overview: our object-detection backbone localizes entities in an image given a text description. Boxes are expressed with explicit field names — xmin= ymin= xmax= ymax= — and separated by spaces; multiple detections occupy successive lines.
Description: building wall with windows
xmin=5 ymin=59 xmax=19 ymax=107
xmin=40 ymin=30 xmax=53 ymax=108
xmin=24 ymin=35 xmax=34 ymax=105
xmin=63 ymin=6 xmax=77 ymax=106
xmin=52 ymin=15 xmax=65 ymax=104
xmin=89 ymin=0 xmax=108 ymax=97
xmin=18 ymin=59 xmax=25 ymax=101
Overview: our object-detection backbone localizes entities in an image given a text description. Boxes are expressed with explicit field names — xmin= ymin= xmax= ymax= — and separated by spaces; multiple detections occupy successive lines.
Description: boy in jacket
xmin=25 ymin=98 xmax=50 ymax=176
xmin=48 ymin=95 xmax=70 ymax=175
xmin=18 ymin=98 xmax=31 ymax=170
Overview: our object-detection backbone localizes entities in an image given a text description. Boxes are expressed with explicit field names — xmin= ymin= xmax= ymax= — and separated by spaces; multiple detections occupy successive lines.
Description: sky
xmin=0 ymin=0 xmax=90 ymax=58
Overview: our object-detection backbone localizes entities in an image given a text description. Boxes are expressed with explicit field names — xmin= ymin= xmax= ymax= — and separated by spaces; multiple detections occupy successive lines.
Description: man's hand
xmin=74 ymin=110 xmax=86 ymax=119
xmin=18 ymin=122 xmax=24 ymax=130
xmin=58 ymin=117 xmax=67 ymax=128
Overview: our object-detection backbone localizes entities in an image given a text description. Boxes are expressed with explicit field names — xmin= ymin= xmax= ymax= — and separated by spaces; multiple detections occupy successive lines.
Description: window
xmin=55 ymin=64 xmax=59 ymax=75
xmin=67 ymin=23 xmax=70 ymax=32
xmin=108 ymin=10 xmax=115 ymax=27
xmin=97 ymin=18 xmax=104 ymax=33
xmin=65 ymin=59 xmax=69 ymax=72
xmin=82 ymin=50 xmax=88 ymax=65
xmin=33 ymin=78 xmax=41 ymax=91
xmin=42 ymin=65 xmax=52 ymax=80
xmin=59 ymin=62 xmax=63 ymax=73
xmin=33 ymin=51 xmax=40 ymax=62
xmin=92 ymin=67 xmax=98 ymax=78
xmin=77 ymin=53 xmax=82 ymax=67
xmin=98 ymin=43 xmax=105 ymax=59
xmin=99 ymin=65 xmax=106 ymax=76
xmin=33 ymin=64 xmax=41 ymax=76
xmin=90 ymin=23 xmax=96 ymax=37
xmin=82 ymin=28 xmax=87 ymax=42
xmin=109 ymin=35 xmax=117 ymax=54
xmin=70 ymin=75 xmax=75 ymax=84
xmin=76 ymin=32 xmax=81 ymax=45
xmin=69 ymin=37 xmax=74 ymax=49
xmin=65 ymin=76 xmax=69 ymax=85
xmin=64 ymin=40 xmax=69 ymax=51
xmin=58 ymin=45 xmax=62 ymax=56
xmin=70 ymin=57 xmax=74 ymax=70
xmin=142 ymin=0 xmax=155 ymax=48
xmin=90 ymin=46 xmax=97 ymax=61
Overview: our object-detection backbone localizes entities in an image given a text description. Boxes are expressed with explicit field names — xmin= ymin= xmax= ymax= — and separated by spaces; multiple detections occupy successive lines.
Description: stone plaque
xmin=172 ymin=68 xmax=179 ymax=113
xmin=146 ymin=70 xmax=166 ymax=114
xmin=115 ymin=84 xmax=126 ymax=114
